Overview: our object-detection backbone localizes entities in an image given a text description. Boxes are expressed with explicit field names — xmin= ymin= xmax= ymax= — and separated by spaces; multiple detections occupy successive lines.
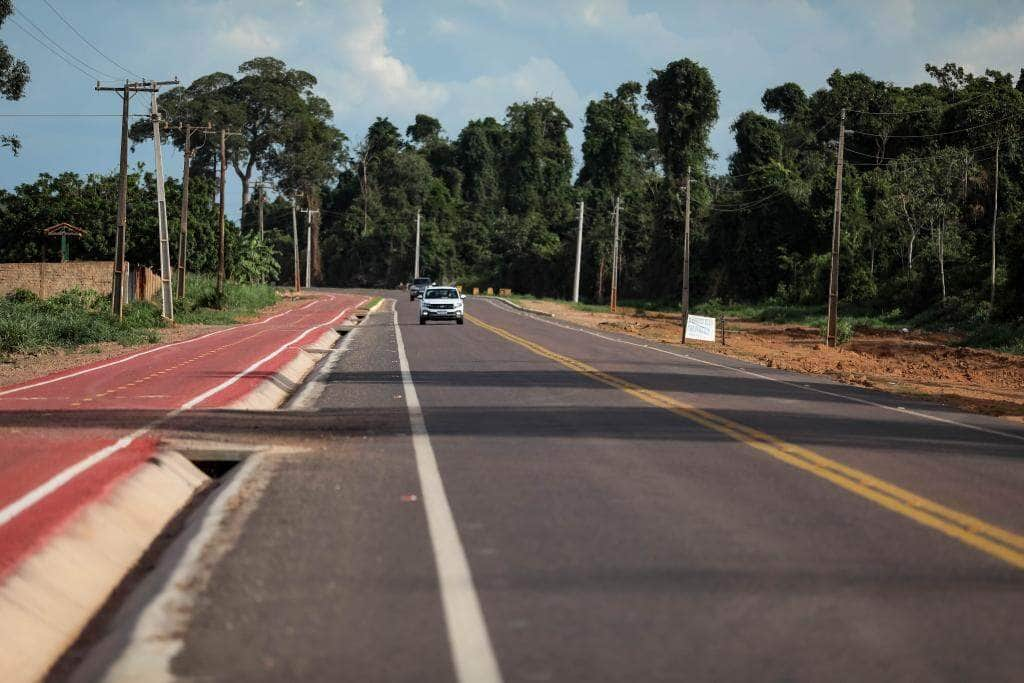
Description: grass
xmin=0 ymin=276 xmax=278 ymax=359
xmin=174 ymin=274 xmax=277 ymax=325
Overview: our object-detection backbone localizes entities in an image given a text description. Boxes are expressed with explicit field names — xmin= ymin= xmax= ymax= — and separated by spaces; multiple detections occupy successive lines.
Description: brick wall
xmin=0 ymin=262 xmax=116 ymax=299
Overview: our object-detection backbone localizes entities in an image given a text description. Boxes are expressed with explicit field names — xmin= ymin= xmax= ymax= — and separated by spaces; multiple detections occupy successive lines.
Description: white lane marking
xmin=0 ymin=301 xmax=359 ymax=529
xmin=288 ymin=321 xmax=363 ymax=410
xmin=393 ymin=307 xmax=503 ymax=683
xmin=481 ymin=298 xmax=1024 ymax=445
xmin=99 ymin=454 xmax=269 ymax=683
xmin=0 ymin=302 xmax=314 ymax=398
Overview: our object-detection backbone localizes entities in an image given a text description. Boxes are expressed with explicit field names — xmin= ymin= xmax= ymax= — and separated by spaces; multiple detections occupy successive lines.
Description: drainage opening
xmin=170 ymin=443 xmax=257 ymax=479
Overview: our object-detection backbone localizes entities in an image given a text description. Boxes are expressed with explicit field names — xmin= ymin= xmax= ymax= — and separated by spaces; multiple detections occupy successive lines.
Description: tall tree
xmin=0 ymin=0 xmax=30 ymax=155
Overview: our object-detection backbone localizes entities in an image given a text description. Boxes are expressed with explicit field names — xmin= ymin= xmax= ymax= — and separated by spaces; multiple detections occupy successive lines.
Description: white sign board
xmin=685 ymin=314 xmax=716 ymax=342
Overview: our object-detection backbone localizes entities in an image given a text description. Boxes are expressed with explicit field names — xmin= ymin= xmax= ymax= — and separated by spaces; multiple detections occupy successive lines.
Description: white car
xmin=419 ymin=286 xmax=465 ymax=325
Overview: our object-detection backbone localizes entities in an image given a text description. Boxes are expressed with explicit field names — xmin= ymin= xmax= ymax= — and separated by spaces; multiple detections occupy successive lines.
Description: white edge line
xmin=0 ymin=300 xmax=359 ymax=529
xmin=482 ymin=298 xmax=1024 ymax=445
xmin=393 ymin=307 xmax=503 ymax=683
xmin=0 ymin=302 xmax=304 ymax=398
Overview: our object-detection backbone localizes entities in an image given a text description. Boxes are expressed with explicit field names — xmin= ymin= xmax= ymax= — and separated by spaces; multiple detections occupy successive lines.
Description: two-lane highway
xmin=69 ymin=292 xmax=1024 ymax=682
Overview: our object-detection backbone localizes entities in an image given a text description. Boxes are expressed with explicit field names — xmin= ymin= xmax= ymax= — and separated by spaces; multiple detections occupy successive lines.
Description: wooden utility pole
xmin=214 ymin=128 xmax=243 ymax=299
xmin=150 ymin=85 xmax=181 ymax=320
xmin=291 ymin=192 xmax=303 ymax=292
xmin=826 ymin=109 xmax=847 ymax=348
xmin=300 ymin=207 xmax=320 ymax=288
xmin=991 ymin=139 xmax=1000 ymax=306
xmin=610 ymin=196 xmax=621 ymax=312
xmin=217 ymin=129 xmax=227 ymax=297
xmin=413 ymin=209 xmax=422 ymax=280
xmin=256 ymin=179 xmax=266 ymax=241
xmin=175 ymin=123 xmax=212 ymax=298
xmin=96 ymin=79 xmax=169 ymax=319
xmin=572 ymin=200 xmax=584 ymax=303
xmin=681 ymin=166 xmax=692 ymax=344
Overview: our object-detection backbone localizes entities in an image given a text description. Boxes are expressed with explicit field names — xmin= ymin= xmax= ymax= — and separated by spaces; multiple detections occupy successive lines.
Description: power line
xmin=0 ymin=112 xmax=147 ymax=117
xmin=714 ymin=116 xmax=837 ymax=181
xmin=846 ymin=92 xmax=987 ymax=116
xmin=848 ymin=111 xmax=1022 ymax=139
xmin=41 ymin=0 xmax=146 ymax=80
xmin=12 ymin=8 xmax=116 ymax=80
xmin=7 ymin=17 xmax=97 ymax=81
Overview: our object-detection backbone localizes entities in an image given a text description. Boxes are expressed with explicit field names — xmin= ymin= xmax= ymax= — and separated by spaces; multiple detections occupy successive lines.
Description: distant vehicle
xmin=419 ymin=286 xmax=465 ymax=325
xmin=409 ymin=277 xmax=433 ymax=300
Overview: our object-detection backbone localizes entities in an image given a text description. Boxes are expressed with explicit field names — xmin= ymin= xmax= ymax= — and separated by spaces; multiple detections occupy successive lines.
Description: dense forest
xmin=2 ymin=55 xmax=1023 ymax=326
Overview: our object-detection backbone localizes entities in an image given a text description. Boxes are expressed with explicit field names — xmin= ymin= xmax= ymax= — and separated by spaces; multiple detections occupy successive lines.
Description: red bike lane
xmin=0 ymin=292 xmax=366 ymax=577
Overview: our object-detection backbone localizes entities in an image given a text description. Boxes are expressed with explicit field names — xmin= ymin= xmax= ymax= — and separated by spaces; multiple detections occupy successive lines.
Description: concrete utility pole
xmin=175 ymin=122 xmax=212 ymax=298
xmin=610 ymin=196 xmax=621 ymax=312
xmin=572 ymin=200 xmax=584 ymax=303
xmin=413 ymin=209 xmax=422 ymax=280
xmin=150 ymin=87 xmax=180 ymax=321
xmin=991 ymin=139 xmax=1000 ymax=306
xmin=826 ymin=108 xmax=847 ymax=348
xmin=681 ymin=166 xmax=692 ymax=344
xmin=96 ymin=79 xmax=175 ymax=319
xmin=291 ymin=192 xmax=303 ymax=292
xmin=300 ymin=207 xmax=319 ymax=288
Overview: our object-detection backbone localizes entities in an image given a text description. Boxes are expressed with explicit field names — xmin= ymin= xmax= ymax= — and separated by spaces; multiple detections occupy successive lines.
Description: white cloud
xmin=215 ymin=15 xmax=282 ymax=53
xmin=943 ymin=15 xmax=1024 ymax=76
xmin=445 ymin=57 xmax=585 ymax=124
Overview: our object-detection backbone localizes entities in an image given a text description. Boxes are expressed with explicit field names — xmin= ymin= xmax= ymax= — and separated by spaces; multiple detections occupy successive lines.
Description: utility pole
xmin=413 ymin=209 xmax=422 ymax=280
xmin=681 ymin=166 xmax=692 ymax=344
xmin=300 ymin=207 xmax=320 ymax=288
xmin=610 ymin=196 xmax=621 ymax=312
xmin=255 ymin=178 xmax=268 ymax=241
xmin=214 ymin=128 xmax=243 ymax=299
xmin=175 ymin=122 xmax=212 ymax=298
xmin=96 ymin=79 xmax=171 ymax=319
xmin=150 ymin=84 xmax=181 ymax=320
xmin=291 ymin=192 xmax=303 ymax=292
xmin=572 ymin=200 xmax=584 ymax=303
xmin=991 ymin=138 xmax=1000 ymax=307
xmin=826 ymin=108 xmax=846 ymax=348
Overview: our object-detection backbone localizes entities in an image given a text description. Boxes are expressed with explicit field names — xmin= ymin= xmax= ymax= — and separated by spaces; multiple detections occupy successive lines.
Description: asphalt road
xmin=68 ymin=292 xmax=1024 ymax=682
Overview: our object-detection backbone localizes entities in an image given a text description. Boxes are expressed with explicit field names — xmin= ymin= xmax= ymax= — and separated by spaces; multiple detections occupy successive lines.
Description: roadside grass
xmin=0 ymin=276 xmax=278 ymax=359
xmin=174 ymin=274 xmax=277 ymax=325
xmin=0 ymin=289 xmax=163 ymax=358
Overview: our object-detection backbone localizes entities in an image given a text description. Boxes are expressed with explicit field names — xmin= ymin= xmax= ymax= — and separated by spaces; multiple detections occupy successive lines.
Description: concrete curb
xmin=0 ymin=451 xmax=209 ymax=683
xmin=475 ymin=295 xmax=554 ymax=317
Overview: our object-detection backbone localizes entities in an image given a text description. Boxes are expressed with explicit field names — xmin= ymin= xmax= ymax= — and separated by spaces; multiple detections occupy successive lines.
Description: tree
xmin=0 ymin=0 xmax=30 ymax=155
xmin=645 ymin=58 xmax=719 ymax=180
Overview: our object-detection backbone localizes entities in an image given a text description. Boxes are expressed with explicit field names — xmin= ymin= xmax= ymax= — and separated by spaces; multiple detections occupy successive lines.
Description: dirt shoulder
xmin=511 ymin=298 xmax=1024 ymax=423
xmin=0 ymin=292 xmax=319 ymax=389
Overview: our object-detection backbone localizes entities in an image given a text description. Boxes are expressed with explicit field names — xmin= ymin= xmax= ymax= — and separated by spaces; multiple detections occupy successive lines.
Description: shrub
xmin=818 ymin=318 xmax=854 ymax=345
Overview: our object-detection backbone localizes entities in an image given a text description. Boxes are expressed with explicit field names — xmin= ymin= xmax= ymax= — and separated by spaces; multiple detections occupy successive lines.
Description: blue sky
xmin=3 ymin=0 xmax=1024 ymax=220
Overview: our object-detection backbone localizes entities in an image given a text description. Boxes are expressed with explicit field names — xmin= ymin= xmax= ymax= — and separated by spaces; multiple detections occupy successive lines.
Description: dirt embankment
xmin=0 ymin=293 xmax=316 ymax=389
xmin=515 ymin=299 xmax=1024 ymax=423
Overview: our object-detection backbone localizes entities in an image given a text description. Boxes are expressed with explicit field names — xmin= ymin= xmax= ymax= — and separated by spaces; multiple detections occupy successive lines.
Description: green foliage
xmin=230 ymin=233 xmax=281 ymax=284
xmin=175 ymin=274 xmax=276 ymax=324
xmin=0 ymin=288 xmax=164 ymax=356
xmin=817 ymin=318 xmax=855 ymax=345
xmin=0 ymin=0 xmax=30 ymax=155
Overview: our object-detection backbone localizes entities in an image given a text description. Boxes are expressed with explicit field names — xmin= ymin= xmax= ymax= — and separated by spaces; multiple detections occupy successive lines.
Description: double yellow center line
xmin=466 ymin=313 xmax=1024 ymax=570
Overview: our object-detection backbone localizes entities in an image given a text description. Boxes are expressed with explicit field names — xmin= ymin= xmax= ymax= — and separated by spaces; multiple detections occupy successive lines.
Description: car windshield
xmin=424 ymin=288 xmax=459 ymax=300
xmin=413 ymin=278 xmax=431 ymax=285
